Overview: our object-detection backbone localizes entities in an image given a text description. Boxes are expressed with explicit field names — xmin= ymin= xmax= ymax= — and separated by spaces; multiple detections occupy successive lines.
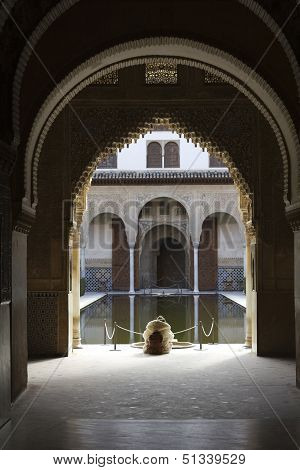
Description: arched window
xmin=147 ymin=142 xmax=162 ymax=168
xmin=164 ymin=142 xmax=180 ymax=168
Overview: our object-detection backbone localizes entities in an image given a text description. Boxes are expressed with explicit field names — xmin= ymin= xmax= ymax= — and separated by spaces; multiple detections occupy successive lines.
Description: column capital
xmin=286 ymin=205 xmax=300 ymax=232
xmin=193 ymin=241 xmax=200 ymax=248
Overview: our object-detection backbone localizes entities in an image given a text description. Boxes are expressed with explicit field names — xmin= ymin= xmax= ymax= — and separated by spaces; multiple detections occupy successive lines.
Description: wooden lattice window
xmin=147 ymin=142 xmax=162 ymax=168
xmin=209 ymin=155 xmax=225 ymax=168
xmin=164 ymin=142 xmax=180 ymax=168
xmin=145 ymin=61 xmax=177 ymax=85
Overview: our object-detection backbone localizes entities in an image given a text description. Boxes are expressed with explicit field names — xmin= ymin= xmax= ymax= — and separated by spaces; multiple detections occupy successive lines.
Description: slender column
xmin=72 ymin=230 xmax=81 ymax=348
xmin=245 ymin=235 xmax=252 ymax=348
xmin=193 ymin=242 xmax=199 ymax=293
xmin=129 ymin=246 xmax=135 ymax=294
xmin=129 ymin=295 xmax=135 ymax=344
xmin=193 ymin=295 xmax=199 ymax=343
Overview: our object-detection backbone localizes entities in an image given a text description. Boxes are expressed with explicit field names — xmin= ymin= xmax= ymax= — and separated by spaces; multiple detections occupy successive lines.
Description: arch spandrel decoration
xmin=23 ymin=41 xmax=300 ymax=213
xmin=71 ymin=114 xmax=255 ymax=242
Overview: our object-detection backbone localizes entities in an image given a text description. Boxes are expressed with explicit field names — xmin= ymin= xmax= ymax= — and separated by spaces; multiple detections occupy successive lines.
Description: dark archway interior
xmin=157 ymin=237 xmax=186 ymax=288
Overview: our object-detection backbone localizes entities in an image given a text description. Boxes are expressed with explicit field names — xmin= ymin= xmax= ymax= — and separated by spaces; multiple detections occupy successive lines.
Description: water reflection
xmin=80 ymin=294 xmax=245 ymax=345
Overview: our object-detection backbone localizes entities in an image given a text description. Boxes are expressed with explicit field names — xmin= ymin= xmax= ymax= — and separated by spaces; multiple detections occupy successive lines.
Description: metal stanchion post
xmin=104 ymin=319 xmax=107 ymax=345
xmin=212 ymin=317 xmax=215 ymax=345
xmin=114 ymin=321 xmax=117 ymax=351
xmin=199 ymin=321 xmax=203 ymax=350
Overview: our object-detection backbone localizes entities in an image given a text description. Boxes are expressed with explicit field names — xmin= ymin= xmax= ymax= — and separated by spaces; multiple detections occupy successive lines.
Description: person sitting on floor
xmin=143 ymin=316 xmax=174 ymax=355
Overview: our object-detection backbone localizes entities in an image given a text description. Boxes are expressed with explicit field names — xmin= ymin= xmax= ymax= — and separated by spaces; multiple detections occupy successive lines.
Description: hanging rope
xmin=116 ymin=325 xmax=144 ymax=336
xmin=201 ymin=318 xmax=215 ymax=337
xmin=104 ymin=319 xmax=214 ymax=341
xmin=104 ymin=322 xmax=116 ymax=340
xmin=173 ymin=322 xmax=201 ymax=335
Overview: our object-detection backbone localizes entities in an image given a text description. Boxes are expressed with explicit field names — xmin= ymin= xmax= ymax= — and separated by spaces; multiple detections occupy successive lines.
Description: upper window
xmin=164 ymin=142 xmax=180 ymax=168
xmin=209 ymin=155 xmax=225 ymax=168
xmin=147 ymin=142 xmax=162 ymax=168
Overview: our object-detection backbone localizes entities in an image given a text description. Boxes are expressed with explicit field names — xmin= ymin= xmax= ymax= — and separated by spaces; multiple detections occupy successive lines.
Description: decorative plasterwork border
xmin=12 ymin=0 xmax=81 ymax=145
xmin=11 ymin=0 xmax=300 ymax=148
xmin=22 ymin=39 xmax=300 ymax=215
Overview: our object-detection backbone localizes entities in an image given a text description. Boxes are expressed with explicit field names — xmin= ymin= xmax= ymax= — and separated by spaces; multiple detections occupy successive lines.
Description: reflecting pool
xmin=80 ymin=294 xmax=246 ymax=345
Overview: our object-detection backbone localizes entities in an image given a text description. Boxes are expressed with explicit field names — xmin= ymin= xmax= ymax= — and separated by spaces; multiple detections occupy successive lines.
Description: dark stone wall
xmin=0 ymin=142 xmax=14 ymax=426
xmin=256 ymin=116 xmax=295 ymax=357
xmin=0 ymin=302 xmax=10 ymax=429
xmin=11 ymin=230 xmax=28 ymax=400
xmin=27 ymin=112 xmax=69 ymax=356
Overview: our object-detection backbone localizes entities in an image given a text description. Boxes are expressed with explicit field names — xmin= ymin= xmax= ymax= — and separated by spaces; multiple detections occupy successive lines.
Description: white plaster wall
xmin=85 ymin=215 xmax=113 ymax=261
xmin=217 ymin=215 xmax=244 ymax=261
xmin=113 ymin=131 xmax=218 ymax=170
xmin=86 ymin=184 xmax=243 ymax=248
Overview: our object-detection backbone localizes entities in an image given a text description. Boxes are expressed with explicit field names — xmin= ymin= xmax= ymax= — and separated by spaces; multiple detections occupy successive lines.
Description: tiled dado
xmin=85 ymin=267 xmax=112 ymax=292
xmin=217 ymin=267 xmax=244 ymax=291
xmin=27 ymin=292 xmax=59 ymax=355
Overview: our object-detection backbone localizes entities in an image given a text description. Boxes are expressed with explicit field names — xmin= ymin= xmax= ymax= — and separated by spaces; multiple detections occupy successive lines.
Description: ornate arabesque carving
xmin=12 ymin=1 xmax=300 ymax=154
xmin=23 ymin=44 xmax=299 ymax=211
xmin=286 ymin=207 xmax=300 ymax=232
xmin=69 ymin=104 xmax=255 ymax=236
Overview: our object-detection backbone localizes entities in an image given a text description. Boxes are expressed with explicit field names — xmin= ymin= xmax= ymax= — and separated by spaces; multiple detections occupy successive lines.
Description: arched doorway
xmin=138 ymin=197 xmax=190 ymax=289
xmin=157 ymin=237 xmax=186 ymax=288
xmin=139 ymin=224 xmax=190 ymax=289
xmin=26 ymin=61 xmax=295 ymax=375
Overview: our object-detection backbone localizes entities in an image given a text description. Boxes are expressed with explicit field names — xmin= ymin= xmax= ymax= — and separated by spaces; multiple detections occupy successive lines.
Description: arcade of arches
xmin=1 ymin=0 xmax=300 ymax=449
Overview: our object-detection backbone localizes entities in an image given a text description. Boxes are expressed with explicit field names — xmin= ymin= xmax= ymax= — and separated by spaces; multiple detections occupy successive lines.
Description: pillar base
xmin=193 ymin=290 xmax=200 ymax=294
xmin=244 ymin=336 xmax=252 ymax=348
xmin=73 ymin=338 xmax=82 ymax=349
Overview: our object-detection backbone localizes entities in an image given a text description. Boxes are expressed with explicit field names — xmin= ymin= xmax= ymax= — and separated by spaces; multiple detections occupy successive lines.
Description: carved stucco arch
xmin=11 ymin=0 xmax=300 ymax=149
xmin=21 ymin=38 xmax=300 ymax=218
xmin=137 ymin=195 xmax=190 ymax=220
xmin=87 ymin=205 xmax=125 ymax=226
xmin=139 ymin=222 xmax=190 ymax=252
xmin=201 ymin=211 xmax=245 ymax=241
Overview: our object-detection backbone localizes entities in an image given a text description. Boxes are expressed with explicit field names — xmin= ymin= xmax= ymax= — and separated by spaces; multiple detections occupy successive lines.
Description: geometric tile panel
xmin=27 ymin=292 xmax=59 ymax=356
xmin=85 ymin=267 xmax=112 ymax=292
xmin=217 ymin=267 xmax=244 ymax=291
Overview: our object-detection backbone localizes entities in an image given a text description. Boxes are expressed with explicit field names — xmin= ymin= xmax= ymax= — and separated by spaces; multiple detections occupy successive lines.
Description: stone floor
xmin=1 ymin=344 xmax=299 ymax=449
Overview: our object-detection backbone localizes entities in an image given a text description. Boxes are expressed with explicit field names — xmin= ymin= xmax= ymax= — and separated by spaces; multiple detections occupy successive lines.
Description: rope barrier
xmin=116 ymin=325 xmax=144 ymax=336
xmin=104 ymin=318 xmax=215 ymax=345
xmin=104 ymin=322 xmax=116 ymax=340
xmin=173 ymin=322 xmax=201 ymax=335
xmin=201 ymin=318 xmax=215 ymax=338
